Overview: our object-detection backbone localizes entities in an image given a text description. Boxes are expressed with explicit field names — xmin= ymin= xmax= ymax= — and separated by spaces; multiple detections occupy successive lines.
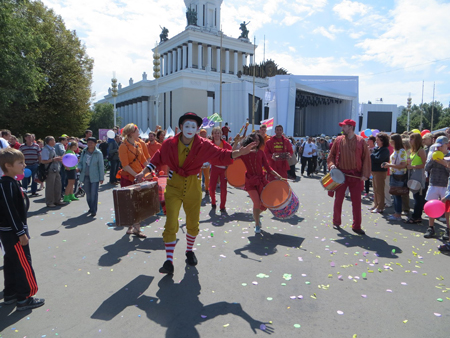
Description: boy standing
xmin=0 ymin=148 xmax=45 ymax=310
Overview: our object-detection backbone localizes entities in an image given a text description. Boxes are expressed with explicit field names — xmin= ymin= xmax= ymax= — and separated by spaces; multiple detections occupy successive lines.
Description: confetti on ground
xmin=294 ymin=324 xmax=301 ymax=328
xmin=337 ymin=310 xmax=344 ymax=315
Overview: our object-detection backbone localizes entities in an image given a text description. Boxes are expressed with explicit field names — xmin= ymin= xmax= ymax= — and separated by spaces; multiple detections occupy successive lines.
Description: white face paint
xmin=182 ymin=120 xmax=198 ymax=139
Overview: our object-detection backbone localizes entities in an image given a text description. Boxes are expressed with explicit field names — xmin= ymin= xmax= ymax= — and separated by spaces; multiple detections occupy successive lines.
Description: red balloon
xmin=360 ymin=131 xmax=367 ymax=138
xmin=421 ymin=129 xmax=430 ymax=137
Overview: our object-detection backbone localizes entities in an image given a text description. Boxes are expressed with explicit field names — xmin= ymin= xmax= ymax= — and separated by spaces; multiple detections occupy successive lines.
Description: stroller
xmin=74 ymin=171 xmax=85 ymax=198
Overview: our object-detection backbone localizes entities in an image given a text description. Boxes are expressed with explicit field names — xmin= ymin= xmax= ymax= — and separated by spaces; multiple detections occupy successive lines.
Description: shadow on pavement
xmin=270 ymin=214 xmax=304 ymax=225
xmin=333 ymin=229 xmax=403 ymax=258
xmin=91 ymin=269 xmax=274 ymax=337
xmin=62 ymin=213 xmax=95 ymax=229
xmin=199 ymin=211 xmax=254 ymax=227
xmin=0 ymin=292 xmax=32 ymax=332
xmin=98 ymin=235 xmax=175 ymax=267
xmin=234 ymin=232 xmax=304 ymax=261
xmin=40 ymin=230 xmax=60 ymax=237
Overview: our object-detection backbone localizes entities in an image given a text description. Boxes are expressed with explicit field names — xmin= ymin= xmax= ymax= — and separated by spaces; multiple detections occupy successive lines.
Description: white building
xmin=99 ymin=0 xmax=264 ymax=131
xmin=359 ymin=103 xmax=398 ymax=133
xmin=98 ymin=0 xmax=361 ymax=137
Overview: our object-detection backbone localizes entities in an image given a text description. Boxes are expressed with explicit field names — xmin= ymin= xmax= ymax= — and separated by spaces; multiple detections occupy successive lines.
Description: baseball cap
xmin=433 ymin=136 xmax=449 ymax=147
xmin=338 ymin=119 xmax=356 ymax=127
xmin=61 ymin=134 xmax=69 ymax=138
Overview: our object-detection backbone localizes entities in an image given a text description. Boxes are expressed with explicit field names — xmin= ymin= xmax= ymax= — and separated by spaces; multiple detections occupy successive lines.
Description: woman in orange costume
xmin=118 ymin=124 xmax=149 ymax=238
xmin=208 ymin=127 xmax=232 ymax=211
xmin=240 ymin=132 xmax=283 ymax=233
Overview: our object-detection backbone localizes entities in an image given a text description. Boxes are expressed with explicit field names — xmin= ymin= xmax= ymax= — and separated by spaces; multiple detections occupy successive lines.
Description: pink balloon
xmin=424 ymin=200 xmax=446 ymax=219
xmin=62 ymin=153 xmax=78 ymax=167
xmin=16 ymin=174 xmax=24 ymax=181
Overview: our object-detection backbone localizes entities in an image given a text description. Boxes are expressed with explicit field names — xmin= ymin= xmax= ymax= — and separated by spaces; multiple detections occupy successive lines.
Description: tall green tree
xmin=0 ymin=1 xmax=94 ymax=139
xmin=88 ymin=103 xmax=121 ymax=138
xmin=0 ymin=0 xmax=48 ymax=111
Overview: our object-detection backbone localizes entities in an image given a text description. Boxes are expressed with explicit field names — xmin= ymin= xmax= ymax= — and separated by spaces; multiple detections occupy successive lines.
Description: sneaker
xmin=16 ymin=297 xmax=45 ymax=311
xmin=30 ymin=193 xmax=40 ymax=197
xmin=424 ymin=227 xmax=435 ymax=238
xmin=255 ymin=225 xmax=261 ymax=234
xmin=220 ymin=208 xmax=226 ymax=213
xmin=332 ymin=224 xmax=341 ymax=230
xmin=352 ymin=228 xmax=366 ymax=235
xmin=185 ymin=251 xmax=198 ymax=266
xmin=439 ymin=217 xmax=446 ymax=222
xmin=159 ymin=260 xmax=174 ymax=274
xmin=388 ymin=215 xmax=402 ymax=221
xmin=3 ymin=294 xmax=17 ymax=305
xmin=438 ymin=243 xmax=450 ymax=252
xmin=443 ymin=228 xmax=450 ymax=241
xmin=47 ymin=204 xmax=56 ymax=208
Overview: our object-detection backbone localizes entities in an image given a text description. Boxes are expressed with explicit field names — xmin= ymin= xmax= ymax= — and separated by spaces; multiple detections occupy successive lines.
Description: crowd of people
xmin=2 ymin=116 xmax=450 ymax=311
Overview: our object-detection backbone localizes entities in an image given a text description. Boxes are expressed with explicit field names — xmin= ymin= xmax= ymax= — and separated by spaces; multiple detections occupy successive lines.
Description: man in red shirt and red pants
xmin=264 ymin=125 xmax=293 ymax=181
xmin=327 ymin=119 xmax=371 ymax=235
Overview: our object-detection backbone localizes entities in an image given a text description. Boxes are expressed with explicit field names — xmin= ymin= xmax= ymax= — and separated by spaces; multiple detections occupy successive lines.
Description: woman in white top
xmin=384 ymin=134 xmax=407 ymax=220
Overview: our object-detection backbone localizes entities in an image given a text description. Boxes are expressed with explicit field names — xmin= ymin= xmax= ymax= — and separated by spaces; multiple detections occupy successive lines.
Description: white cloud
xmin=356 ymin=0 xmax=450 ymax=69
xmin=313 ymin=25 xmax=343 ymax=40
xmin=333 ymin=0 xmax=370 ymax=22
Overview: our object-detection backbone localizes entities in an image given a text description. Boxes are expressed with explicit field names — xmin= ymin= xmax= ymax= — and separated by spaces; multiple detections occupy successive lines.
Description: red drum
xmin=225 ymin=158 xmax=246 ymax=189
xmin=261 ymin=180 xmax=299 ymax=219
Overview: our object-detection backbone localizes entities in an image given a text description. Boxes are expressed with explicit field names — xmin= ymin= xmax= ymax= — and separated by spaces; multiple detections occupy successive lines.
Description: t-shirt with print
xmin=302 ymin=142 xmax=316 ymax=158
xmin=390 ymin=149 xmax=407 ymax=175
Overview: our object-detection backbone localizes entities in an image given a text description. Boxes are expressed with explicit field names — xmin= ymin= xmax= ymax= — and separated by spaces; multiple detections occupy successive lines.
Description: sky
xmin=41 ymin=0 xmax=450 ymax=108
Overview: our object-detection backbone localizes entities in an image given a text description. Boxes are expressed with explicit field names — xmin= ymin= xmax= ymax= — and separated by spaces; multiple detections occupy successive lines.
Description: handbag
xmin=389 ymin=185 xmax=409 ymax=196
xmin=37 ymin=163 xmax=51 ymax=182
xmin=406 ymin=152 xmax=425 ymax=193
xmin=288 ymin=155 xmax=298 ymax=166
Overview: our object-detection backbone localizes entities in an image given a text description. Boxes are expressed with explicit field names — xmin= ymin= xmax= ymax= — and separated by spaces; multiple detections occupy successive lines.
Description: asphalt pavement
xmin=1 ymin=166 xmax=449 ymax=338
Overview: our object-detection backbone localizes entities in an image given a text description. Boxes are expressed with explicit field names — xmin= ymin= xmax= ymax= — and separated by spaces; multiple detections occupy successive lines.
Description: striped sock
xmin=186 ymin=233 xmax=196 ymax=252
xmin=165 ymin=241 xmax=177 ymax=262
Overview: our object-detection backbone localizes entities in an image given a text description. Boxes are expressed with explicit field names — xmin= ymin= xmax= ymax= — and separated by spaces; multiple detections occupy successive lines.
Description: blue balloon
xmin=364 ymin=129 xmax=372 ymax=137
xmin=24 ymin=168 xmax=32 ymax=178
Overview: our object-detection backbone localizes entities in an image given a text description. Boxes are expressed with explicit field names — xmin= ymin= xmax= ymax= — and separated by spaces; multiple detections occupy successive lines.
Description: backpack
xmin=37 ymin=163 xmax=51 ymax=182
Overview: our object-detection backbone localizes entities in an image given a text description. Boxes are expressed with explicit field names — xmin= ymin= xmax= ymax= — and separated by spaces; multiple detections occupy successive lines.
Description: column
xmin=163 ymin=54 xmax=168 ymax=76
xmin=168 ymin=51 xmax=172 ymax=74
xmin=177 ymin=47 xmax=182 ymax=71
xmin=250 ymin=54 xmax=254 ymax=65
xmin=160 ymin=57 xmax=163 ymax=78
xmin=142 ymin=100 xmax=149 ymax=130
xmin=188 ymin=40 xmax=193 ymax=68
xmin=172 ymin=49 xmax=177 ymax=72
xmin=216 ymin=47 xmax=220 ymax=73
xmin=207 ymin=45 xmax=212 ymax=71
xmin=124 ymin=105 xmax=129 ymax=125
xmin=242 ymin=52 xmax=246 ymax=68
xmin=198 ymin=43 xmax=203 ymax=69
xmin=225 ymin=49 xmax=230 ymax=74
xmin=137 ymin=100 xmax=143 ymax=128
xmin=182 ymin=44 xmax=187 ymax=69
xmin=133 ymin=101 xmax=138 ymax=124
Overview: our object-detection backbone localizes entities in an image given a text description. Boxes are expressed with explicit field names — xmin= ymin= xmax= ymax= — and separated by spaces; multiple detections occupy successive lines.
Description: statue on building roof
xmin=159 ymin=26 xmax=169 ymax=43
xmin=186 ymin=5 xmax=197 ymax=26
xmin=239 ymin=21 xmax=250 ymax=39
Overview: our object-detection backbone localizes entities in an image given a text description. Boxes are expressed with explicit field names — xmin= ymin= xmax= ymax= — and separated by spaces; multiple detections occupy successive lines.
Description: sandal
xmin=134 ymin=231 xmax=147 ymax=238
xmin=404 ymin=218 xmax=422 ymax=224
xmin=126 ymin=226 xmax=135 ymax=235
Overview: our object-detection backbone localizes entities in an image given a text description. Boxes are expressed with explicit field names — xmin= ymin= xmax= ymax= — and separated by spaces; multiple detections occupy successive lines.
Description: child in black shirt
xmin=0 ymin=148 xmax=45 ymax=311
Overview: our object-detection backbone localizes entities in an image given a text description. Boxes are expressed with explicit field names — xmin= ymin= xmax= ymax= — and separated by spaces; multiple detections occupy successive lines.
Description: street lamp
xmin=406 ymin=95 xmax=412 ymax=132
xmin=111 ymin=72 xmax=118 ymax=127
xmin=153 ymin=46 xmax=161 ymax=127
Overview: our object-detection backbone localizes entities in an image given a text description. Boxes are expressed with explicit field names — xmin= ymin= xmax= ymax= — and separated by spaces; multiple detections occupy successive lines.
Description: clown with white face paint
xmin=136 ymin=112 xmax=257 ymax=274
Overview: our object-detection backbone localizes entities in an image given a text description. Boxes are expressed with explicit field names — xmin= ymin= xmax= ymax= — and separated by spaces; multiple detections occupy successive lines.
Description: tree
xmin=0 ymin=1 xmax=94 ymax=139
xmin=88 ymin=103 xmax=121 ymax=138
xmin=0 ymin=0 xmax=48 ymax=111
xmin=396 ymin=101 xmax=446 ymax=133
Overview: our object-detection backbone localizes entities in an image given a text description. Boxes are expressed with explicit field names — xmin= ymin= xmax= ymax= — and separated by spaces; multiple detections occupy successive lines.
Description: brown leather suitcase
xmin=113 ymin=181 xmax=160 ymax=226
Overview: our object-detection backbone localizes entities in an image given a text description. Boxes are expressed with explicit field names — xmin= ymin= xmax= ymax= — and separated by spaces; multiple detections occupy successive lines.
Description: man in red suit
xmin=264 ymin=125 xmax=293 ymax=180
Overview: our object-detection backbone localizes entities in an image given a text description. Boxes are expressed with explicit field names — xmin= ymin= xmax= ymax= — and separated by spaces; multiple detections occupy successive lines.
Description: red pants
xmin=333 ymin=172 xmax=363 ymax=230
xmin=209 ymin=166 xmax=227 ymax=209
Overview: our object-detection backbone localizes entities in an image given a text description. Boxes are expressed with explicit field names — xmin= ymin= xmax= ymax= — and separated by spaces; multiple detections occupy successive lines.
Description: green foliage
xmin=0 ymin=0 xmax=48 ymax=110
xmin=88 ymin=103 xmax=121 ymax=138
xmin=0 ymin=0 xmax=94 ymax=139
xmin=396 ymin=101 xmax=448 ymax=133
